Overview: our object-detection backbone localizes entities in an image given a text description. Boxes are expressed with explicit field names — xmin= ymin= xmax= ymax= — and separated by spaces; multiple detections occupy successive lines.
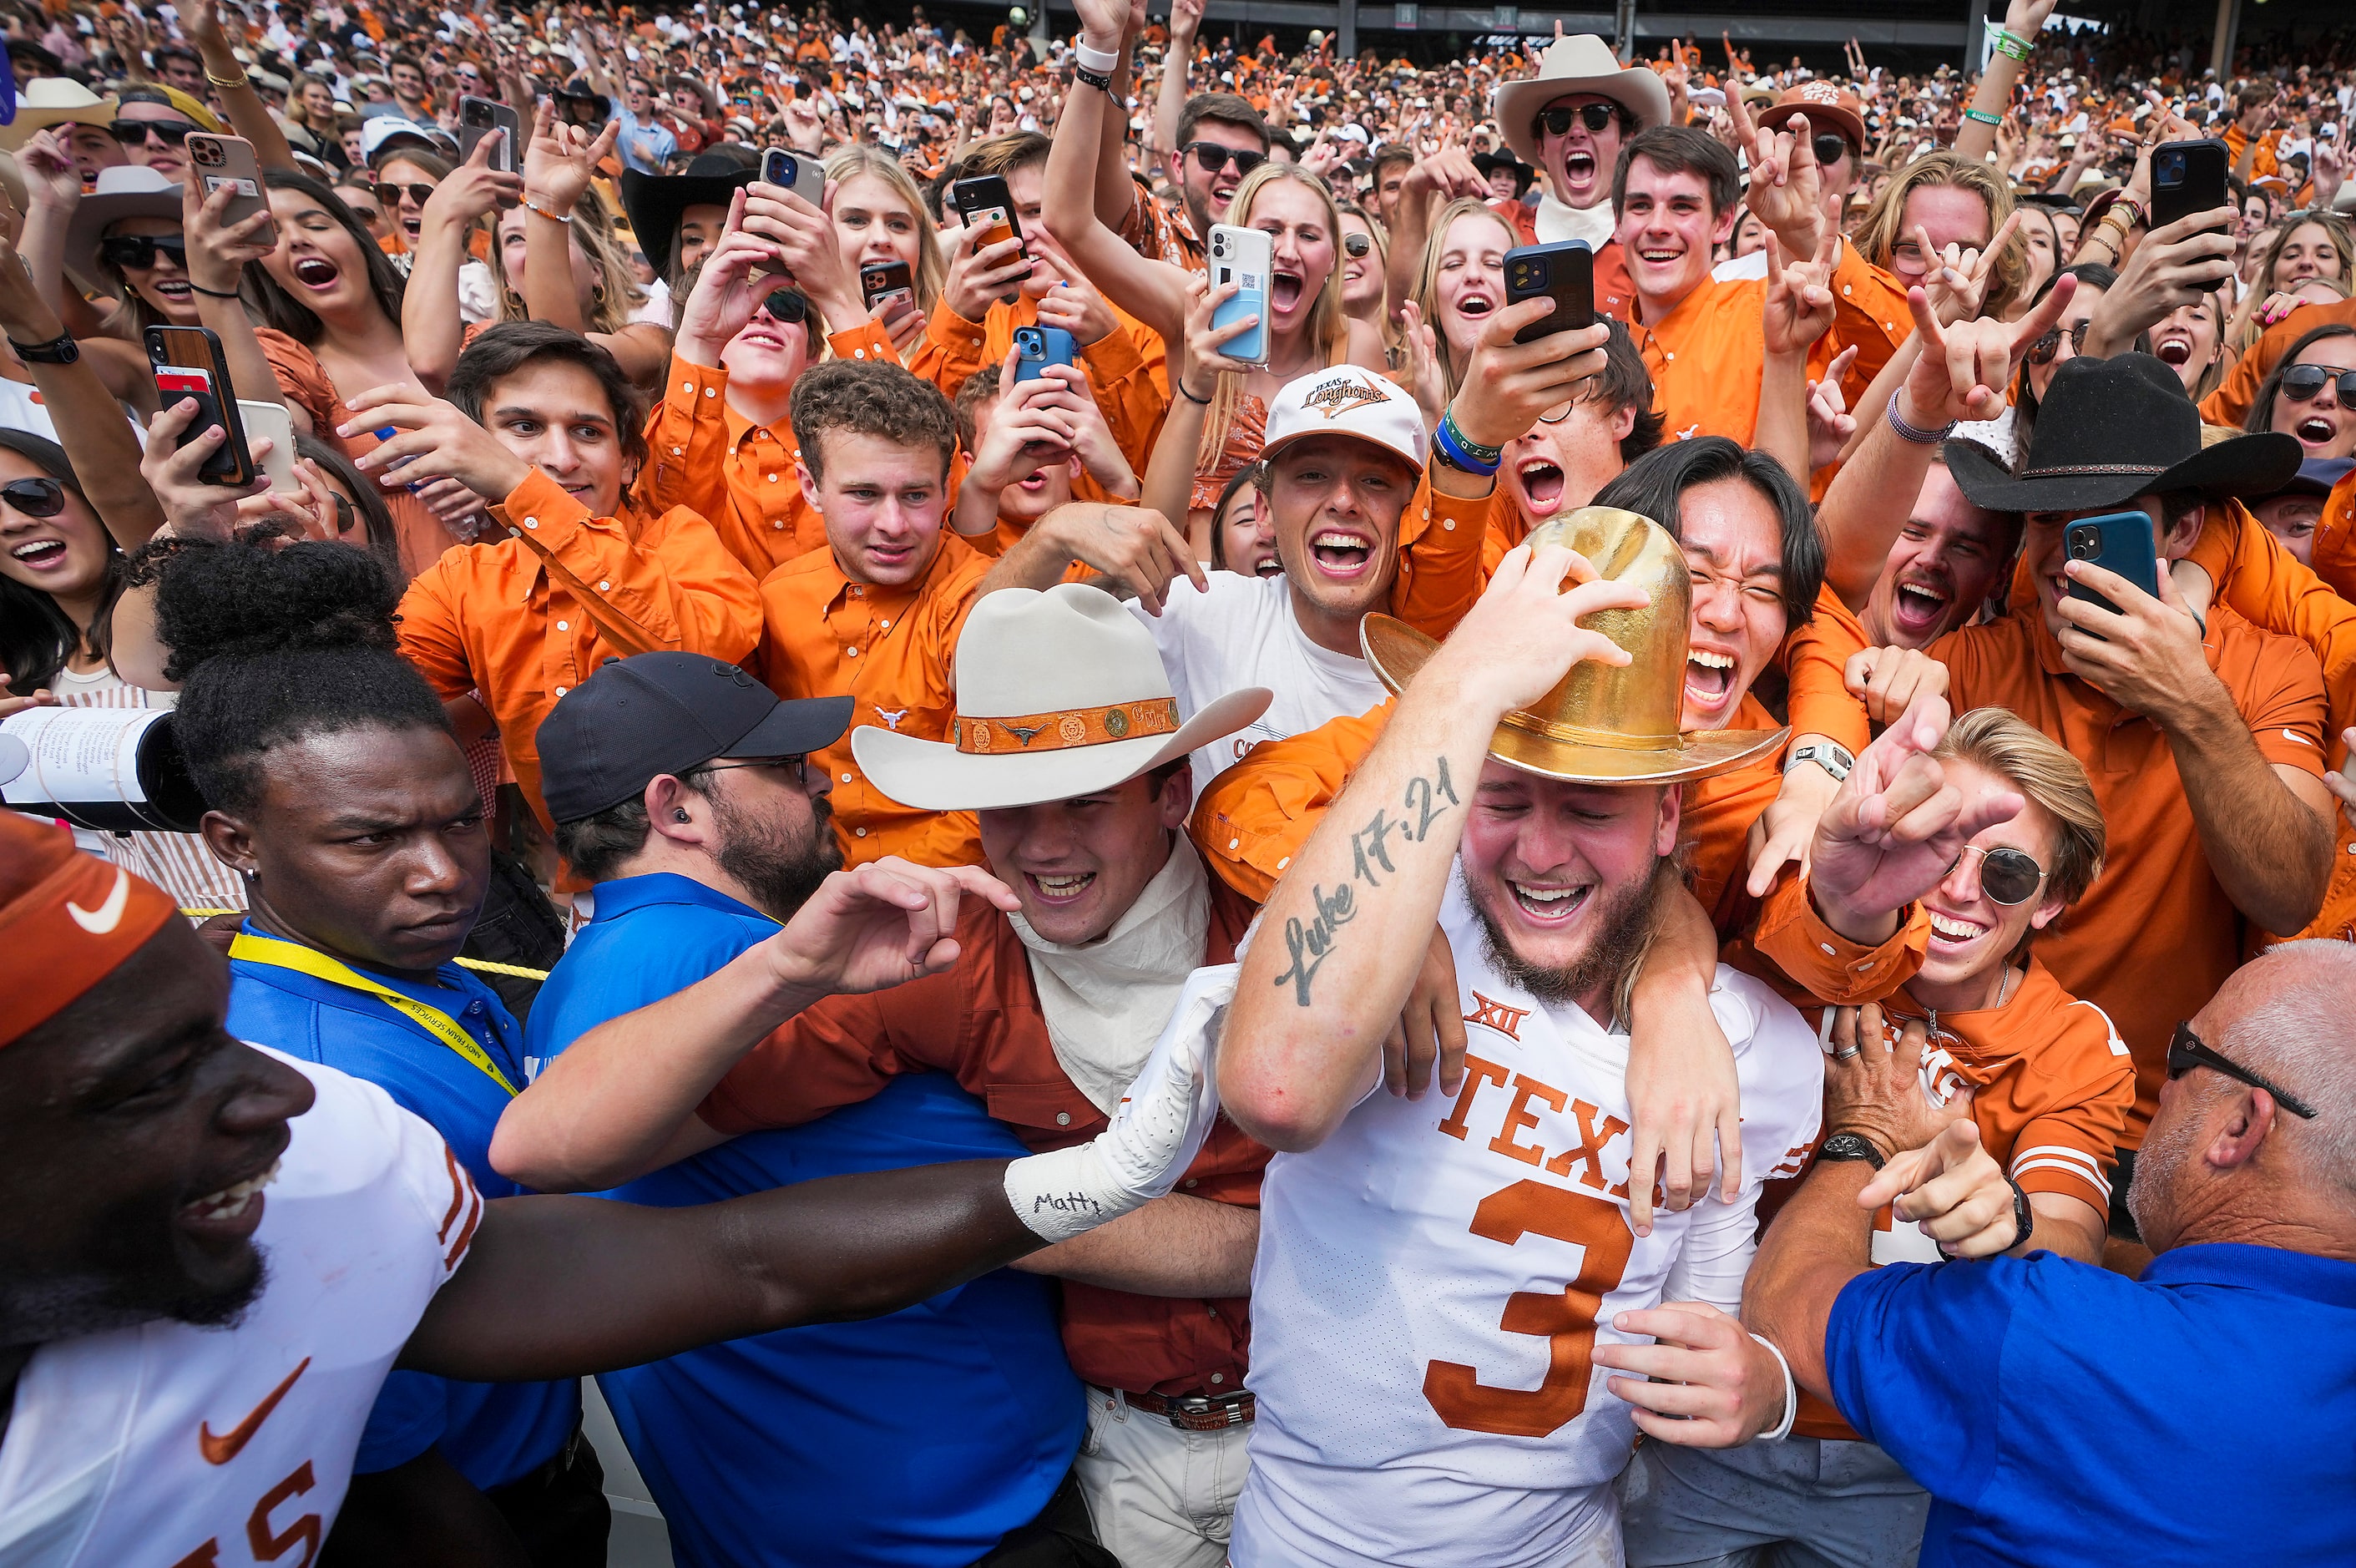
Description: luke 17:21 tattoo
xmin=1272 ymin=757 xmax=1459 ymax=1007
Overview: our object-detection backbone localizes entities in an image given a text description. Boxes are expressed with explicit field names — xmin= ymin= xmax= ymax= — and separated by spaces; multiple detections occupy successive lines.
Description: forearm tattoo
xmin=1272 ymin=757 xmax=1460 ymax=1007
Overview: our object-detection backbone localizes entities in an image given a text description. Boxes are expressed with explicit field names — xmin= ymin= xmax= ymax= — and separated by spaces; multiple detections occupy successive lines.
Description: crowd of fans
xmin=6 ymin=0 xmax=2356 ymax=1564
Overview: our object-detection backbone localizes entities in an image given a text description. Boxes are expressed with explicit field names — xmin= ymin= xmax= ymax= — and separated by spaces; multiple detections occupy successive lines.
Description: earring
xmin=674 ymin=808 xmax=691 ymax=822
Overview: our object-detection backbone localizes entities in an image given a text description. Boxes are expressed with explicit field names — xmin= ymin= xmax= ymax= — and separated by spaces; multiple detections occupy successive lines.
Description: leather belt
xmin=1120 ymin=1388 xmax=1256 ymax=1430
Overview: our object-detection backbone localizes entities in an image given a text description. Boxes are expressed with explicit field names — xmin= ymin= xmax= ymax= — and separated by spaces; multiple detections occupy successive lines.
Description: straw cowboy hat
xmin=0 ymin=78 xmax=120 ymax=151
xmin=63 ymin=165 xmax=182 ymax=281
xmin=856 ymin=584 xmax=1272 ymax=812
xmin=1493 ymin=34 xmax=1671 ymax=169
xmin=1360 ymin=508 xmax=1787 ymax=785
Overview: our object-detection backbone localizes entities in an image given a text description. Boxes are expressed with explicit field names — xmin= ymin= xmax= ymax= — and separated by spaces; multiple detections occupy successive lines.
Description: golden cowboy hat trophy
xmin=1361 ymin=508 xmax=1788 ymax=785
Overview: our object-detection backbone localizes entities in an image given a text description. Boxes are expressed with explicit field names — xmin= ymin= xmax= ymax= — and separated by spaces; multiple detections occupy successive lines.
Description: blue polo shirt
xmin=525 ymin=873 xmax=1081 ymax=1568
xmin=225 ymin=930 xmax=580 ymax=1490
xmin=1827 ymin=1242 xmax=2356 ymax=1564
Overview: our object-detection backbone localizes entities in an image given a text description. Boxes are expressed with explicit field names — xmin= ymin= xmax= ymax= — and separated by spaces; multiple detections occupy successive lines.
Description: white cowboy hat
xmin=855 ymin=584 xmax=1271 ymax=812
xmin=1492 ymin=35 xmax=1671 ymax=169
xmin=64 ymin=165 xmax=184 ymax=281
xmin=0 ymin=78 xmax=121 ymax=151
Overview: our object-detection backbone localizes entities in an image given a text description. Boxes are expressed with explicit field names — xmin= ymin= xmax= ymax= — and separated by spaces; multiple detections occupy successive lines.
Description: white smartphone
xmin=238 ymin=399 xmax=299 ymax=493
xmin=1208 ymin=223 xmax=1272 ymax=368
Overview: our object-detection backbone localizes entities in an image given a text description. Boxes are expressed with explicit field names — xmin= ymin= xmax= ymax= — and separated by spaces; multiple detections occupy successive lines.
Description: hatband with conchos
xmin=953 ymin=697 xmax=1181 ymax=754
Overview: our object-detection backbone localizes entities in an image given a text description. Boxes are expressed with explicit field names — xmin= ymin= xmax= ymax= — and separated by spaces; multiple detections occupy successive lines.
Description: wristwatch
xmin=1785 ymin=740 xmax=1854 ymax=782
xmin=8 ymin=331 xmax=78 ymax=365
xmin=1815 ymin=1131 xmax=1887 ymax=1170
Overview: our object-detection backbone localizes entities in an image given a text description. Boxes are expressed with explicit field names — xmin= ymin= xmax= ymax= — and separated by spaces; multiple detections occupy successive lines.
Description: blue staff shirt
xmin=226 ymin=928 xmax=580 ymax=1490
xmin=1827 ymin=1242 xmax=2356 ymax=1565
xmin=524 ymin=873 xmax=1081 ymax=1568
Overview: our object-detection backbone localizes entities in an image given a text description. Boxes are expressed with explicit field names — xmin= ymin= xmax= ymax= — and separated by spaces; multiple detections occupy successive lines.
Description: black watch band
xmin=8 ymin=331 xmax=78 ymax=365
xmin=1816 ymin=1131 xmax=1888 ymax=1170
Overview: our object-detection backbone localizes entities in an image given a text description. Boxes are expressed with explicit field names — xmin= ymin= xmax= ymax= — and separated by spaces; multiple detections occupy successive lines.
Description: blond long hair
xmin=1851 ymin=152 xmax=2026 ymax=320
xmin=1410 ymin=197 xmax=1515 ymax=407
xmin=488 ymin=183 xmax=645 ymax=336
xmin=824 ymin=145 xmax=946 ymax=314
xmin=1197 ymin=162 xmax=1353 ymax=477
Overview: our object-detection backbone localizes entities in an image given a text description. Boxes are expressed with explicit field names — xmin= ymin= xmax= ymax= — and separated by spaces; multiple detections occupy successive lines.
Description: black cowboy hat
xmin=619 ymin=148 xmax=760 ymax=274
xmin=552 ymin=81 xmax=613 ymax=122
xmin=1946 ymin=354 xmax=2300 ymax=513
xmin=1472 ymin=149 xmax=1535 ymax=197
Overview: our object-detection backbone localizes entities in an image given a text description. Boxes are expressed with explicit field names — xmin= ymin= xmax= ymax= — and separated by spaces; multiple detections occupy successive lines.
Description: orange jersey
xmin=639 ymin=326 xmax=903 ymax=579
xmin=753 ymin=534 xmax=994 ymax=869
xmin=1929 ymin=604 xmax=2328 ymax=1132
xmin=396 ymin=470 xmax=765 ymax=833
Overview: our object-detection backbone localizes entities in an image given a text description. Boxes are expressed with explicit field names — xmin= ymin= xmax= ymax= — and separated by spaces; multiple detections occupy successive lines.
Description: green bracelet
xmin=1964 ymin=107 xmax=2003 ymax=126
xmin=1440 ymin=407 xmax=1501 ymax=466
xmin=1992 ymin=28 xmax=2032 ymax=62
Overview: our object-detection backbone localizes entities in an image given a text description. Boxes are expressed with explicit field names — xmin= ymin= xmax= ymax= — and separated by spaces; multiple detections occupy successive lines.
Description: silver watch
xmin=1785 ymin=741 xmax=1855 ymax=782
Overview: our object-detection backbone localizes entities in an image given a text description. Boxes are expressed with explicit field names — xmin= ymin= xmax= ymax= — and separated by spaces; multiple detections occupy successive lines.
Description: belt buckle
xmin=1173 ymin=1393 xmax=1251 ymax=1428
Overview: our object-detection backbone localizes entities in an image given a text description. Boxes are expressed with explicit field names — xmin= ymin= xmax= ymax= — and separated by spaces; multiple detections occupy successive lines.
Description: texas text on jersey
xmin=1231 ymin=875 xmax=1825 ymax=1568
xmin=0 ymin=1053 xmax=480 ymax=1568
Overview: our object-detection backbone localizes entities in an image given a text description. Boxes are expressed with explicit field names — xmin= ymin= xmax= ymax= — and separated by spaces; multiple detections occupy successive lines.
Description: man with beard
xmin=1213 ymin=520 xmax=2001 ymax=1568
xmin=523 ymin=654 xmax=1090 ymax=1566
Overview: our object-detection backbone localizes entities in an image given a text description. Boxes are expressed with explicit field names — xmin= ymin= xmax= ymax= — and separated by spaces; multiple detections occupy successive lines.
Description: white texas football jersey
xmin=0 ymin=1052 xmax=482 ymax=1568
xmin=1233 ymin=873 xmax=1824 ymax=1568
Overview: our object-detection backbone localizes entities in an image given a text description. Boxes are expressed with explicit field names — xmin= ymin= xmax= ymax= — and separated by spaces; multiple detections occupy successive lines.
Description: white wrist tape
xmin=1750 ymin=1333 xmax=1798 ymax=1442
xmin=1072 ymin=39 xmax=1120 ymax=73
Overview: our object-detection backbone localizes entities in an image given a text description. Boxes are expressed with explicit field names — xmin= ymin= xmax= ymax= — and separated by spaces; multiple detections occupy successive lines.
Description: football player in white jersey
xmin=0 ymin=813 xmax=1220 ymax=1568
xmin=1217 ymin=514 xmax=2014 ymax=1568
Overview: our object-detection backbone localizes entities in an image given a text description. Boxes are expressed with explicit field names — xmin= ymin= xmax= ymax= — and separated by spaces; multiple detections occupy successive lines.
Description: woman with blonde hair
xmin=1848 ymin=150 xmax=2027 ymax=321
xmin=1400 ymin=195 xmax=1514 ymax=424
xmin=1335 ymin=200 xmax=1392 ymax=347
xmin=2226 ymin=210 xmax=2353 ymax=352
xmin=823 ymin=144 xmax=945 ymax=357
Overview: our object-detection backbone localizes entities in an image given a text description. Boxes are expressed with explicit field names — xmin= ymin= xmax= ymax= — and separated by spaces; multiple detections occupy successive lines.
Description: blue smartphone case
xmin=1014 ymin=326 xmax=1077 ymax=382
xmin=2064 ymin=510 xmax=2161 ymax=620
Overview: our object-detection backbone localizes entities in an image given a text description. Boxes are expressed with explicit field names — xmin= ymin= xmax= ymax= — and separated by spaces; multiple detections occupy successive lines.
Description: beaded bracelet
xmin=1886 ymin=396 xmax=1955 ymax=447
xmin=521 ymin=195 xmax=573 ymax=225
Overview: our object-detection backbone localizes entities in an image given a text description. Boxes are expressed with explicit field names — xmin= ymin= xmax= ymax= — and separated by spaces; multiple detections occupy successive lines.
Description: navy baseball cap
xmin=2250 ymin=457 xmax=2354 ymax=503
xmin=537 ymin=652 xmax=853 ymax=823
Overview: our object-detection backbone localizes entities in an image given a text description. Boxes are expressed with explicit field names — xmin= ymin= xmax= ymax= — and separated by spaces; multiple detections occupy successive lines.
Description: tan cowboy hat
xmin=1359 ymin=508 xmax=1787 ymax=786
xmin=855 ymin=584 xmax=1272 ymax=812
xmin=0 ymin=78 xmax=121 ymax=150
xmin=1493 ymin=35 xmax=1671 ymax=169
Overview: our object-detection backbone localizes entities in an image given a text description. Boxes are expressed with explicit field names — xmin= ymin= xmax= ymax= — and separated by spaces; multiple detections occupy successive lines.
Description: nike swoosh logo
xmin=66 ymin=867 xmax=129 ymax=934
xmin=199 ymin=1358 xmax=311 ymax=1466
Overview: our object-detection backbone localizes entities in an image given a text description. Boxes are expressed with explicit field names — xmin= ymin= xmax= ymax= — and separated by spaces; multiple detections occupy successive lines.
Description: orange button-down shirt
xmin=638 ymin=325 xmax=902 ymax=579
xmin=397 ymin=469 xmax=765 ymax=832
xmin=1930 ymin=604 xmax=2328 ymax=1132
xmin=906 ymin=294 xmax=1171 ymax=483
xmin=753 ymin=531 xmax=995 ymax=868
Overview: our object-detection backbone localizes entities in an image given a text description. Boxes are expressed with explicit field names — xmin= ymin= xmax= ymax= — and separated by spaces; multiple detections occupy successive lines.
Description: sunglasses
xmin=2279 ymin=362 xmax=2356 ymax=406
xmin=2167 ymin=1021 xmax=2317 ymax=1118
xmin=99 ymin=234 xmax=188 ymax=270
xmin=1948 ymin=843 xmax=2046 ymax=906
xmin=1342 ymin=232 xmax=1373 ymax=257
xmin=704 ymin=754 xmax=811 ymax=788
xmin=109 ymin=118 xmax=195 ymax=145
xmin=329 ymin=491 xmax=358 ymax=534
xmin=760 ymin=288 xmax=810 ymax=325
xmin=1813 ymin=132 xmax=1853 ymax=168
xmin=0 ymin=477 xmax=66 ymax=517
xmin=1537 ymin=103 xmax=1618 ymax=138
xmin=2026 ymin=321 xmax=2096 ymax=365
xmin=1184 ymin=142 xmax=1266 ymax=178
xmin=375 ymin=181 xmax=437 ymax=208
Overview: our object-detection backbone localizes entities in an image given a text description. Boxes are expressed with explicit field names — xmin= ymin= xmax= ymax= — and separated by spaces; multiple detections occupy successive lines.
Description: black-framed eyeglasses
xmin=2279 ymin=362 xmax=2356 ymax=406
xmin=99 ymin=234 xmax=188 ymax=271
xmin=1813 ymin=132 xmax=1853 ymax=168
xmin=1342 ymin=231 xmax=1373 ymax=257
xmin=1184 ymin=141 xmax=1265 ymax=178
xmin=704 ymin=755 xmax=811 ymax=788
xmin=760 ymin=287 xmax=811 ymax=326
xmin=0 ymin=476 xmax=66 ymax=517
xmin=109 ymin=118 xmax=195 ymax=145
xmin=1537 ymin=102 xmax=1617 ymax=138
xmin=374 ymin=180 xmax=437 ymax=208
xmin=1948 ymin=843 xmax=2045 ymax=906
xmin=2027 ymin=321 xmax=2096 ymax=365
xmin=2167 ymin=1021 xmax=2318 ymax=1118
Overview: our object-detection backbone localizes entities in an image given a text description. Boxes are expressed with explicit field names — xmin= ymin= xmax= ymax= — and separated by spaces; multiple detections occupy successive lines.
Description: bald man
xmin=1745 ymin=943 xmax=2356 ymax=1565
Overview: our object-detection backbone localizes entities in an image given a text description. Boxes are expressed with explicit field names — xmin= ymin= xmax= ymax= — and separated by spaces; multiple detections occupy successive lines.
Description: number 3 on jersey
xmin=1422 ymin=1179 xmax=1636 ymax=1438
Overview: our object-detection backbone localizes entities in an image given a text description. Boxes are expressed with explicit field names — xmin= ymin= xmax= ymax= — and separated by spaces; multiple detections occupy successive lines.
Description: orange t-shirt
xmin=752 ymin=533 xmax=995 ymax=869
xmin=1929 ymin=604 xmax=2328 ymax=1132
xmin=1742 ymin=872 xmax=2136 ymax=1440
xmin=395 ymin=469 xmax=765 ymax=832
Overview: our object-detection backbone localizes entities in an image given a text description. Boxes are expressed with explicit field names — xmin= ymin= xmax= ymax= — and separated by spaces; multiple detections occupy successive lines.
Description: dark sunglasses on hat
xmin=1184 ymin=141 xmax=1266 ymax=178
xmin=1537 ymin=102 xmax=1617 ymax=137
xmin=109 ymin=119 xmax=194 ymax=145
xmin=2280 ymin=362 xmax=2356 ymax=406
xmin=2166 ymin=1021 xmax=2317 ymax=1118
xmin=375 ymin=181 xmax=437 ymax=207
xmin=0 ymin=477 xmax=67 ymax=517
xmin=99 ymin=235 xmax=188 ymax=271
xmin=1948 ymin=843 xmax=2046 ymax=906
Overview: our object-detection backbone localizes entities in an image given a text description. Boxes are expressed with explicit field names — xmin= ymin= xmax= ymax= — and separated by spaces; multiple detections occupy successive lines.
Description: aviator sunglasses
xmin=1949 ymin=843 xmax=2045 ymax=906
xmin=0 ymin=477 xmax=67 ymax=517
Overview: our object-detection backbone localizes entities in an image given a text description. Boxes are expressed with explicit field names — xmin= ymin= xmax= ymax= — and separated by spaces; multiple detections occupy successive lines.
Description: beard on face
xmin=1465 ymin=857 xmax=1671 ymax=1018
xmin=710 ymin=787 xmax=842 ymax=922
xmin=3 ymin=1232 xmax=268 ymax=1348
xmin=2124 ymin=1094 xmax=2198 ymax=1247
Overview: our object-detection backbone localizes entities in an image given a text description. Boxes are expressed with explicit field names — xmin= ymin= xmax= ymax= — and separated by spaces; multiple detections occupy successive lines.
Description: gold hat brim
xmin=1361 ymin=614 xmax=1791 ymax=787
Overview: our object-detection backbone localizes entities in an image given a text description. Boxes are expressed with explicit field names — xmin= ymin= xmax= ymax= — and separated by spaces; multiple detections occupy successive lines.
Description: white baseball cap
xmin=1262 ymin=367 xmax=1428 ymax=472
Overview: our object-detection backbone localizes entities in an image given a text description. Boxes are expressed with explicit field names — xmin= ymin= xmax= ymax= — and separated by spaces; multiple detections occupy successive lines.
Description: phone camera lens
xmin=2157 ymin=150 xmax=2185 ymax=182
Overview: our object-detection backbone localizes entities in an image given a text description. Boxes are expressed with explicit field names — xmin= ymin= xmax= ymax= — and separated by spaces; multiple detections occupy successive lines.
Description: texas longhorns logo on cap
xmin=1797 ymin=81 xmax=1843 ymax=105
xmin=1302 ymin=374 xmax=1394 ymax=420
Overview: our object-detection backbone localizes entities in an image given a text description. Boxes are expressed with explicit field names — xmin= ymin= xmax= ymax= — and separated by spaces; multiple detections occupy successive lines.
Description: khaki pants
xmin=1072 ymin=1386 xmax=1251 ymax=1568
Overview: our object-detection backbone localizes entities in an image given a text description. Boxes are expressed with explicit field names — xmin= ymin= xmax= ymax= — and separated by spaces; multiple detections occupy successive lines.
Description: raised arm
xmin=518 ymin=99 xmax=619 ymax=335
xmin=402 ymin=132 xmax=521 ymax=393
xmin=1155 ymin=0 xmax=1201 ymax=170
xmin=1219 ymin=544 xmax=1647 ymax=1151
xmin=182 ymin=0 xmax=301 ymax=172
xmin=1755 ymin=223 xmax=1840 ymax=488
xmin=1951 ymin=0 xmax=2057 ymax=165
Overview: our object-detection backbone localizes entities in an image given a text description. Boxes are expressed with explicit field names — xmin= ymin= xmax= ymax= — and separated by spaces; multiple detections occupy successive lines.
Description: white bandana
xmin=1012 ymin=836 xmax=1212 ymax=1114
xmin=1534 ymin=191 xmax=1616 ymax=250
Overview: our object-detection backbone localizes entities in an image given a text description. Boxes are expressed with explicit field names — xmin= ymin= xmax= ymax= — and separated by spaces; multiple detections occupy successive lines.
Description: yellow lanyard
xmin=230 ymin=933 xmax=519 ymax=1098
